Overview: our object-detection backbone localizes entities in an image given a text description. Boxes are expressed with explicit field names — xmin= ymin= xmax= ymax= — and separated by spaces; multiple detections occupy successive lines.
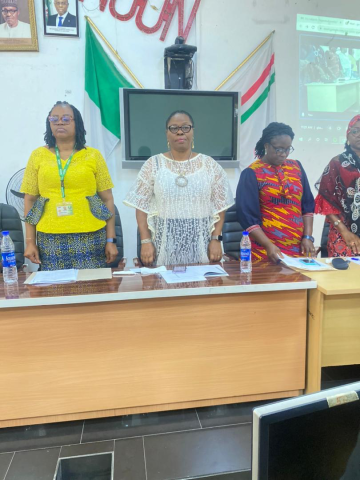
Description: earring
xmin=347 ymin=140 xmax=350 ymax=145
xmin=192 ymin=139 xmax=195 ymax=149
xmin=167 ymin=141 xmax=170 ymax=150
xmin=265 ymin=148 xmax=267 ymax=155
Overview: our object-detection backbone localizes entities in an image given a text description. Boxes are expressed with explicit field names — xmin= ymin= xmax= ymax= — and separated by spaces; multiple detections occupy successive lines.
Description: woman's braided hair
xmin=254 ymin=122 xmax=295 ymax=158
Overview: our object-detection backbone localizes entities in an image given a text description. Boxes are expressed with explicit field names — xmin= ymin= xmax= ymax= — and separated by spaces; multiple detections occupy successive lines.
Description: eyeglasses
xmin=349 ymin=128 xmax=360 ymax=136
xmin=168 ymin=125 xmax=193 ymax=134
xmin=48 ymin=115 xmax=73 ymax=124
xmin=270 ymin=144 xmax=294 ymax=156
xmin=2 ymin=8 xmax=18 ymax=15
xmin=54 ymin=2 xmax=68 ymax=5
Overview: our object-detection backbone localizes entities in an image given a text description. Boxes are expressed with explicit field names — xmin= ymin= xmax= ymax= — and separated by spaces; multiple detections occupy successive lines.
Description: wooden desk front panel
xmin=0 ymin=290 xmax=306 ymax=425
xmin=322 ymin=294 xmax=360 ymax=367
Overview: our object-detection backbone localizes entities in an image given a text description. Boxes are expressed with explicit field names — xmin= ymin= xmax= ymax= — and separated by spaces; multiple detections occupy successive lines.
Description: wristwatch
xmin=106 ymin=238 xmax=117 ymax=243
xmin=211 ymin=235 xmax=223 ymax=241
xmin=302 ymin=235 xmax=314 ymax=242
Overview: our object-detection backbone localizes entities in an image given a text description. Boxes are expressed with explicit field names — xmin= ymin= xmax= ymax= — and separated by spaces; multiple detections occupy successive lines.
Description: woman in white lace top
xmin=124 ymin=110 xmax=234 ymax=266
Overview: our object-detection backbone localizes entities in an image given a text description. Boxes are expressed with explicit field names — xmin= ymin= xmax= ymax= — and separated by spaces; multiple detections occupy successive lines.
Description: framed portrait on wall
xmin=0 ymin=0 xmax=38 ymax=51
xmin=43 ymin=0 xmax=79 ymax=37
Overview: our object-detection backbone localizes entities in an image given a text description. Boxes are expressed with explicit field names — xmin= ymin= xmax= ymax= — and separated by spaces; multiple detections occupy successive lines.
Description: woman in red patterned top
xmin=236 ymin=122 xmax=315 ymax=262
xmin=315 ymin=115 xmax=360 ymax=257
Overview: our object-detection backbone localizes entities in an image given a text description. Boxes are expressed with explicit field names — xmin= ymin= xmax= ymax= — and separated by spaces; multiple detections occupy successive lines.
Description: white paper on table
xmin=113 ymin=271 xmax=137 ymax=276
xmin=280 ymin=254 xmax=335 ymax=271
xmin=185 ymin=265 xmax=229 ymax=277
xmin=130 ymin=266 xmax=167 ymax=275
xmin=160 ymin=270 xmax=206 ymax=284
xmin=25 ymin=269 xmax=79 ymax=285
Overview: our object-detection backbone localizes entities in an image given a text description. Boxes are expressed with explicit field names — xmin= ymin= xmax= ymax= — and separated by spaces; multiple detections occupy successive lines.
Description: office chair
xmin=222 ymin=203 xmax=244 ymax=261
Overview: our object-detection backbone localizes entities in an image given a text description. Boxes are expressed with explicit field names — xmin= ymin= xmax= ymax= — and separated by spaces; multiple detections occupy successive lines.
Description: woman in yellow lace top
xmin=21 ymin=101 xmax=118 ymax=271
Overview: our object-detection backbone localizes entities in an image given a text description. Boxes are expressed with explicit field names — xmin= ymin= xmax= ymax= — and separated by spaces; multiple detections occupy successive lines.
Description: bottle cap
xmin=243 ymin=231 xmax=249 ymax=236
xmin=2 ymin=231 xmax=9 ymax=235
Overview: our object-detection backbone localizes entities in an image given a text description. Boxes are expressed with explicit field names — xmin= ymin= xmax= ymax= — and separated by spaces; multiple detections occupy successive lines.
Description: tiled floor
xmin=0 ymin=365 xmax=359 ymax=480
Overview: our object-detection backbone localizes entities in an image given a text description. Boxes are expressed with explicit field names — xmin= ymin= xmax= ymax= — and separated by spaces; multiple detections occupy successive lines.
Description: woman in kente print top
xmin=236 ymin=122 xmax=315 ymax=263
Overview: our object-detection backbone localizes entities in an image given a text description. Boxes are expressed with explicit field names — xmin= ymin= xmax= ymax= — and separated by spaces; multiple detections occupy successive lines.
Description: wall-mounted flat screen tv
xmin=120 ymin=89 xmax=239 ymax=165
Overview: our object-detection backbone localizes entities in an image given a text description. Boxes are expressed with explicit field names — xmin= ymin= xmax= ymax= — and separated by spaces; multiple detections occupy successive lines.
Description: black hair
xmin=254 ymin=122 xmax=295 ymax=158
xmin=44 ymin=101 xmax=86 ymax=150
xmin=166 ymin=110 xmax=195 ymax=129
xmin=344 ymin=141 xmax=352 ymax=154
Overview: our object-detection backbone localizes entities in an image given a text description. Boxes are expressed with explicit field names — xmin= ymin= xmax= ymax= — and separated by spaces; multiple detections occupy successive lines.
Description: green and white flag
xmin=221 ymin=33 xmax=276 ymax=169
xmin=84 ymin=22 xmax=134 ymax=159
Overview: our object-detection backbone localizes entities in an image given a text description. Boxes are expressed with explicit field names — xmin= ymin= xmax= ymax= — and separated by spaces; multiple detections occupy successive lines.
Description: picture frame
xmin=0 ymin=0 xmax=38 ymax=51
xmin=43 ymin=0 xmax=79 ymax=37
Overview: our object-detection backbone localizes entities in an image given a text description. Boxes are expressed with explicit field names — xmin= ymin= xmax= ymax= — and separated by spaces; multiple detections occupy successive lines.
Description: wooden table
xmin=305 ymin=262 xmax=360 ymax=393
xmin=0 ymin=262 xmax=315 ymax=428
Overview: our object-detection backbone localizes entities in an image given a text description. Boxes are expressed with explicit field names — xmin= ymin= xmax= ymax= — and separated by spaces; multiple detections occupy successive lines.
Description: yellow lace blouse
xmin=20 ymin=147 xmax=114 ymax=234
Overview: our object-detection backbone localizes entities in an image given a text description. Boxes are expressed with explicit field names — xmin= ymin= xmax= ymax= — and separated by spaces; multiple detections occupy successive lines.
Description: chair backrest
xmin=0 ymin=203 xmax=24 ymax=269
xmin=222 ymin=202 xmax=244 ymax=260
xmin=320 ymin=220 xmax=330 ymax=258
xmin=107 ymin=205 xmax=124 ymax=268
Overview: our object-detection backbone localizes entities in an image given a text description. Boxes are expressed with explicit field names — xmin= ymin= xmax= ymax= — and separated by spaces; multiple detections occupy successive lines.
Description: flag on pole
xmin=84 ymin=22 xmax=134 ymax=159
xmin=221 ymin=33 xmax=276 ymax=169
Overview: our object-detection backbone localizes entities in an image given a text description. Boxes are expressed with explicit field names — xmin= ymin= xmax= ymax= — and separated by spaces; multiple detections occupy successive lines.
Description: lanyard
xmin=55 ymin=146 xmax=75 ymax=199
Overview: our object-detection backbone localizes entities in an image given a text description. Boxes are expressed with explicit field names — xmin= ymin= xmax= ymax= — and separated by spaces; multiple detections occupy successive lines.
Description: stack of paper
xmin=130 ymin=266 xmax=167 ymax=275
xmin=160 ymin=265 xmax=228 ymax=284
xmin=26 ymin=269 xmax=79 ymax=285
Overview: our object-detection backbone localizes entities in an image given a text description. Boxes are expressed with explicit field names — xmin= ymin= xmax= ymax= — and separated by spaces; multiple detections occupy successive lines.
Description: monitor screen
xmin=121 ymin=89 xmax=239 ymax=161
xmin=296 ymin=14 xmax=360 ymax=147
xmin=253 ymin=382 xmax=360 ymax=480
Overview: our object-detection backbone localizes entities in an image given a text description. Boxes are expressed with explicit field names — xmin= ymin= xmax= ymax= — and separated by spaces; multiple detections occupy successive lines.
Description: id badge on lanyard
xmin=55 ymin=146 xmax=74 ymax=217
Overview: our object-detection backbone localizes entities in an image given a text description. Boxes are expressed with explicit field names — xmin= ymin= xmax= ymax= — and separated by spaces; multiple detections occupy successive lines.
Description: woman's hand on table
xmin=140 ymin=242 xmax=156 ymax=266
xmin=301 ymin=238 xmax=316 ymax=257
xmin=208 ymin=239 xmax=223 ymax=262
xmin=105 ymin=243 xmax=118 ymax=264
xmin=24 ymin=243 xmax=41 ymax=265
xmin=342 ymin=230 xmax=360 ymax=254
xmin=266 ymin=244 xmax=283 ymax=264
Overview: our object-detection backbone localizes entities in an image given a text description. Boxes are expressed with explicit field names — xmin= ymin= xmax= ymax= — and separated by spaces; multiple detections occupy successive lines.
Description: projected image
xmin=297 ymin=14 xmax=360 ymax=144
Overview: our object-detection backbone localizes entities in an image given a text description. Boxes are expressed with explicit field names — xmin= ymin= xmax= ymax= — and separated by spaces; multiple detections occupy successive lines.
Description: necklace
xmin=169 ymin=150 xmax=192 ymax=187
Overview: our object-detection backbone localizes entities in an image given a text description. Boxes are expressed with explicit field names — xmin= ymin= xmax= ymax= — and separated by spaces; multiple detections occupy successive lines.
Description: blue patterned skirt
xmin=37 ymin=228 xmax=107 ymax=271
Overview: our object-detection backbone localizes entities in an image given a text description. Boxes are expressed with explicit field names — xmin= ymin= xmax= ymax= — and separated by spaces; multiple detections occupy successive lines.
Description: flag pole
xmin=84 ymin=16 xmax=144 ymax=89
xmin=215 ymin=30 xmax=275 ymax=91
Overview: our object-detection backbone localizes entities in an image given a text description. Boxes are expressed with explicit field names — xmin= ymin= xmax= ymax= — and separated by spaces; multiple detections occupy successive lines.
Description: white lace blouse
xmin=124 ymin=153 xmax=234 ymax=266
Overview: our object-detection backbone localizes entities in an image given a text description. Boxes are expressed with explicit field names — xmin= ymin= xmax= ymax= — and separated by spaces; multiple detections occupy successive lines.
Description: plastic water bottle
xmin=240 ymin=231 xmax=252 ymax=273
xmin=1 ymin=231 xmax=18 ymax=284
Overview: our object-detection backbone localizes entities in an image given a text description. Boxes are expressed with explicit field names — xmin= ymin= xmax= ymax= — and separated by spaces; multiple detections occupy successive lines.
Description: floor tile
xmin=144 ymin=424 xmax=251 ymax=480
xmin=197 ymin=400 xmax=275 ymax=428
xmin=60 ymin=440 xmax=114 ymax=458
xmin=0 ymin=452 xmax=13 ymax=479
xmin=55 ymin=452 xmax=112 ymax=480
xmin=199 ymin=471 xmax=251 ymax=480
xmin=0 ymin=421 xmax=83 ymax=454
xmin=82 ymin=409 xmax=200 ymax=443
xmin=113 ymin=437 xmax=146 ymax=480
xmin=321 ymin=379 xmax=360 ymax=391
xmin=323 ymin=365 xmax=360 ymax=381
xmin=5 ymin=447 xmax=60 ymax=480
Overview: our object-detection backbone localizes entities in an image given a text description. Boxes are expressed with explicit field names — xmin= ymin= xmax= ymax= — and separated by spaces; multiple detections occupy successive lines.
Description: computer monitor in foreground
xmin=252 ymin=382 xmax=360 ymax=480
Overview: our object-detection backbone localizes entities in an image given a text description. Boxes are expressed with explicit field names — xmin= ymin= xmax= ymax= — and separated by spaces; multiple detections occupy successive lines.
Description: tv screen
xmin=252 ymin=382 xmax=360 ymax=480
xmin=120 ymin=89 xmax=239 ymax=162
